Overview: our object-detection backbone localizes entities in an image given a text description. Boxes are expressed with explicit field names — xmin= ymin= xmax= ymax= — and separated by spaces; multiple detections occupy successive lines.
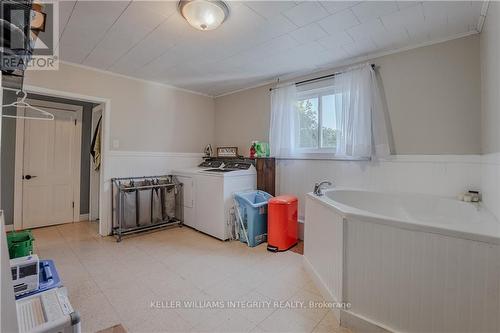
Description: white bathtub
xmin=304 ymin=188 xmax=500 ymax=333
xmin=321 ymin=188 xmax=500 ymax=245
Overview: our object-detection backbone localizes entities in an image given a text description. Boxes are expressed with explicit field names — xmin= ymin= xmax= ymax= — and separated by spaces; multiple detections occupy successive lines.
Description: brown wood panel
xmin=256 ymin=158 xmax=275 ymax=196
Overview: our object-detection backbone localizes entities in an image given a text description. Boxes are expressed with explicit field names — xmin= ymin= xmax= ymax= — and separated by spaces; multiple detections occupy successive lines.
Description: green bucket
xmin=7 ymin=230 xmax=34 ymax=259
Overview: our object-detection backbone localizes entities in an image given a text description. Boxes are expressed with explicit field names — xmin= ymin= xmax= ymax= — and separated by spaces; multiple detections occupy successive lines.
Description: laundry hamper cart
xmin=111 ymin=175 xmax=183 ymax=241
xmin=234 ymin=191 xmax=272 ymax=247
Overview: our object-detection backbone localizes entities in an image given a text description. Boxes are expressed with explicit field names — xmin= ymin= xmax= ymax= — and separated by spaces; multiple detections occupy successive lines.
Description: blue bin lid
xmin=234 ymin=190 xmax=273 ymax=208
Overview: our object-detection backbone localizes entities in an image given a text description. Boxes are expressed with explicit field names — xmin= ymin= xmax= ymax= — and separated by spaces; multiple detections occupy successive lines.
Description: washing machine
xmin=172 ymin=160 xmax=256 ymax=240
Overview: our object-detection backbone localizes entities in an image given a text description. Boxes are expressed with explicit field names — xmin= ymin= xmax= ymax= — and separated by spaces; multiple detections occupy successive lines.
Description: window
xmin=270 ymin=64 xmax=388 ymax=160
xmin=296 ymin=89 xmax=341 ymax=153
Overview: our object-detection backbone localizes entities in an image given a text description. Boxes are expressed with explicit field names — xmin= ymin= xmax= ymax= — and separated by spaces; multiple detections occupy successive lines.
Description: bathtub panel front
xmin=304 ymin=197 xmax=344 ymax=303
xmin=345 ymin=217 xmax=500 ymax=333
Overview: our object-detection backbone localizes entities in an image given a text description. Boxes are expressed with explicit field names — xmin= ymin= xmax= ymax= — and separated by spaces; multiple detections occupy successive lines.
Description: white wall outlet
xmin=112 ymin=139 xmax=120 ymax=149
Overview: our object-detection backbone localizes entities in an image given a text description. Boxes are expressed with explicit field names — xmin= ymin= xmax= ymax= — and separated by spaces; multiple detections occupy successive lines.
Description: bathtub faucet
xmin=313 ymin=181 xmax=333 ymax=196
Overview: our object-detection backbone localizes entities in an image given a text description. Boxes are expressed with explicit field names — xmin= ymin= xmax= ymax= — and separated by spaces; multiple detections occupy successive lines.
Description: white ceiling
xmin=57 ymin=1 xmax=485 ymax=96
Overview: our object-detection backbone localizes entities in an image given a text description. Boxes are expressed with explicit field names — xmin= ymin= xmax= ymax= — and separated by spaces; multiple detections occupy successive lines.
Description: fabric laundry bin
xmin=267 ymin=195 xmax=298 ymax=252
xmin=136 ymin=180 xmax=153 ymax=226
xmin=234 ymin=191 xmax=273 ymax=247
xmin=120 ymin=181 xmax=138 ymax=229
xmin=161 ymin=186 xmax=177 ymax=221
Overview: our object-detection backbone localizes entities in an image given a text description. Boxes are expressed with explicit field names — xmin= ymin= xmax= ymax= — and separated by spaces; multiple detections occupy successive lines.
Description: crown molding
xmin=58 ymin=60 xmax=214 ymax=98
xmin=215 ymin=30 xmax=480 ymax=98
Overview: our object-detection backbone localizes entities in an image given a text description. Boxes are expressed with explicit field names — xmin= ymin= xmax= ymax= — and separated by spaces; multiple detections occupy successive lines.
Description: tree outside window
xmin=297 ymin=92 xmax=339 ymax=151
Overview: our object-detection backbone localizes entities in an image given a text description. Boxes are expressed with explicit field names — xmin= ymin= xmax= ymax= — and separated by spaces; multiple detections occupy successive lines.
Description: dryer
xmin=173 ymin=160 xmax=256 ymax=240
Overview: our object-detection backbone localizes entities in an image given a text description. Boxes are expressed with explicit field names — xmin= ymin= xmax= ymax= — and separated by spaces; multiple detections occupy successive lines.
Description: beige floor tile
xmin=258 ymin=309 xmax=320 ymax=333
xmin=312 ymin=310 xmax=351 ymax=333
xmin=176 ymin=307 xmax=220 ymax=328
xmin=176 ymin=259 xmax=229 ymax=290
xmin=32 ymin=222 xmax=329 ymax=333
xmin=65 ymin=275 xmax=102 ymax=304
xmin=254 ymin=279 xmax=302 ymax=302
xmin=313 ymin=311 xmax=352 ymax=333
xmin=105 ymin=287 xmax=157 ymax=325
xmin=203 ymin=276 xmax=254 ymax=301
xmin=233 ymin=291 xmax=277 ymax=325
xmin=74 ymin=292 xmax=121 ymax=333
xmin=123 ymin=308 xmax=191 ymax=333
xmin=288 ymin=289 xmax=329 ymax=323
xmin=190 ymin=309 xmax=256 ymax=333
xmin=249 ymin=325 xmax=272 ymax=333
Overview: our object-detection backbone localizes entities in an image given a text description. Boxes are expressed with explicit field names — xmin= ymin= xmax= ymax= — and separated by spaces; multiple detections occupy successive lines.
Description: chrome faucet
xmin=313 ymin=181 xmax=332 ymax=196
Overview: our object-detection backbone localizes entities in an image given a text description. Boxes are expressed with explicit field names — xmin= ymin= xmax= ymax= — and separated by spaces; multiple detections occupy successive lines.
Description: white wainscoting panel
xmin=100 ymin=151 xmax=203 ymax=235
xmin=277 ymin=155 xmax=482 ymax=219
xmin=482 ymin=152 xmax=500 ymax=220
xmin=304 ymin=197 xmax=344 ymax=313
xmin=345 ymin=218 xmax=500 ymax=333
xmin=105 ymin=151 xmax=203 ymax=178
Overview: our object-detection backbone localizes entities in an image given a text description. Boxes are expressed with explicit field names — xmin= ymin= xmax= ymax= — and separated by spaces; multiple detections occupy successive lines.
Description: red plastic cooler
xmin=267 ymin=195 xmax=298 ymax=252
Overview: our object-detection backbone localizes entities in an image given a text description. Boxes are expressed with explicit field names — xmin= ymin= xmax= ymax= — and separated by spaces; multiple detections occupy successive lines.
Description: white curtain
xmin=370 ymin=69 xmax=391 ymax=157
xmin=269 ymin=83 xmax=297 ymax=158
xmin=269 ymin=64 xmax=391 ymax=159
xmin=334 ymin=64 xmax=390 ymax=158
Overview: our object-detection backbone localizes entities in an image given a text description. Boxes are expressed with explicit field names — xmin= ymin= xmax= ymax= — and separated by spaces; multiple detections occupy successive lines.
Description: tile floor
xmin=33 ymin=222 xmax=350 ymax=333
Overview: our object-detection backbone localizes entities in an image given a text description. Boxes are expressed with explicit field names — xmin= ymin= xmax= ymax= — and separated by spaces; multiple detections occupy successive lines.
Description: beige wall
xmin=214 ymin=35 xmax=482 ymax=155
xmin=214 ymin=83 xmax=272 ymax=155
xmin=480 ymin=2 xmax=500 ymax=220
xmin=25 ymin=62 xmax=215 ymax=153
xmin=481 ymin=2 xmax=500 ymax=154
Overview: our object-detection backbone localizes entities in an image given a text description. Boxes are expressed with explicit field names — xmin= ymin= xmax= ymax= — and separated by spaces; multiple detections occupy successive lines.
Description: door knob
xmin=24 ymin=175 xmax=37 ymax=180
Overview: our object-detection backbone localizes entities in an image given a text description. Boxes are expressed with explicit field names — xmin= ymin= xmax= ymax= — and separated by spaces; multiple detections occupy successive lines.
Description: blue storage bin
xmin=16 ymin=260 xmax=61 ymax=300
xmin=234 ymin=191 xmax=273 ymax=247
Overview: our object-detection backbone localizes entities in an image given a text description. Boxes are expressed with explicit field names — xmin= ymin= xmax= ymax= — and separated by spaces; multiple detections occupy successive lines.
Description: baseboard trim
xmin=79 ymin=214 xmax=89 ymax=222
xmin=4 ymin=224 xmax=14 ymax=232
xmin=340 ymin=310 xmax=395 ymax=333
xmin=302 ymin=256 xmax=341 ymax=319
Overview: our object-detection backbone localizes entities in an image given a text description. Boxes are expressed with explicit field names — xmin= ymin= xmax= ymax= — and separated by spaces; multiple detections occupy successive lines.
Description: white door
xmin=20 ymin=102 xmax=82 ymax=229
xmin=89 ymin=104 xmax=103 ymax=221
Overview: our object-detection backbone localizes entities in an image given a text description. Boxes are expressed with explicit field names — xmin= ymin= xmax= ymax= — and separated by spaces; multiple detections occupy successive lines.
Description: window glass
xmin=297 ymin=97 xmax=319 ymax=148
xmin=296 ymin=91 xmax=340 ymax=151
xmin=321 ymin=94 xmax=337 ymax=148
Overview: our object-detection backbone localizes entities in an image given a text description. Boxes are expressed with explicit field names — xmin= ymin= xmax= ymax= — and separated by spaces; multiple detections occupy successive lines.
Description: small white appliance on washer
xmin=173 ymin=159 xmax=256 ymax=240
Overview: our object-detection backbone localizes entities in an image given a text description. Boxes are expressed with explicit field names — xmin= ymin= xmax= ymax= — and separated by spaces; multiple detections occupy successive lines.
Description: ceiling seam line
xmin=105 ymin=16 xmax=170 ymax=72
xmin=80 ymin=0 xmax=133 ymax=65
xmin=56 ymin=0 xmax=78 ymax=50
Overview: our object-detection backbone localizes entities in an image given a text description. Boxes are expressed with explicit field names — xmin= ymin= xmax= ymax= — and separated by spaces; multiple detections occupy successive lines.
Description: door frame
xmin=13 ymin=99 xmax=83 ymax=230
xmin=11 ymin=85 xmax=111 ymax=236
xmin=89 ymin=104 xmax=103 ymax=221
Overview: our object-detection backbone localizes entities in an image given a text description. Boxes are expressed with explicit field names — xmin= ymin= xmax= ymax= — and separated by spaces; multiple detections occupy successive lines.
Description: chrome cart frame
xmin=111 ymin=175 xmax=183 ymax=242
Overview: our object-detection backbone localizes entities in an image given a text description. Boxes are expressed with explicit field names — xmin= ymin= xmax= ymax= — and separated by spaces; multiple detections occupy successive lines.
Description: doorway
xmin=2 ymin=86 xmax=110 ymax=236
xmin=3 ymin=93 xmax=103 ymax=230
xmin=89 ymin=104 xmax=103 ymax=222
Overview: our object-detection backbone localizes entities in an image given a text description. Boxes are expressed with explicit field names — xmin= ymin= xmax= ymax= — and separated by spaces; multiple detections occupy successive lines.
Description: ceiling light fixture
xmin=30 ymin=3 xmax=47 ymax=33
xmin=178 ymin=0 xmax=229 ymax=31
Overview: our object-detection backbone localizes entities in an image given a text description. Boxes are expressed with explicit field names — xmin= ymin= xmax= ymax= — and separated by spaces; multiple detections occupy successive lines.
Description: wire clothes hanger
xmin=2 ymin=90 xmax=55 ymax=121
